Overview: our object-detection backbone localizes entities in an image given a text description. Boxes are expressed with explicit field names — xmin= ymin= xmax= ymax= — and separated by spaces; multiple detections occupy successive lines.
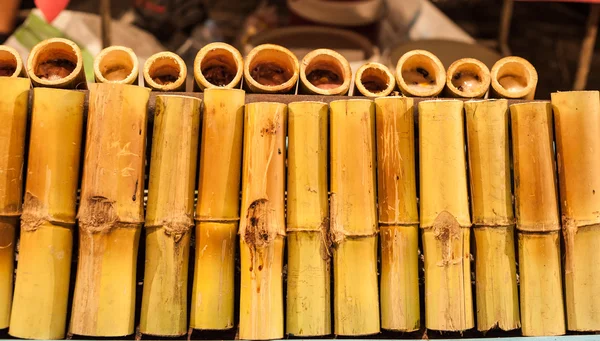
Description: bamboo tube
xmin=94 ymin=46 xmax=139 ymax=85
xmin=9 ymin=88 xmax=84 ymax=339
xmin=464 ymin=99 xmax=520 ymax=331
xmin=140 ymin=95 xmax=201 ymax=336
xmin=330 ymin=99 xmax=379 ymax=336
xmin=355 ymin=62 xmax=396 ymax=97
xmin=395 ymin=50 xmax=445 ymax=97
xmin=0 ymin=76 xmax=30 ymax=329
xmin=0 ymin=45 xmax=25 ymax=77
xmin=70 ymin=83 xmax=150 ymax=337
xmin=446 ymin=58 xmax=490 ymax=98
xmin=27 ymin=38 xmax=87 ymax=89
xmin=191 ymin=88 xmax=244 ymax=330
xmin=243 ymin=44 xmax=299 ymax=94
xmin=374 ymin=97 xmax=419 ymax=331
xmin=552 ymin=90 xmax=600 ymax=331
xmin=239 ymin=102 xmax=287 ymax=340
xmin=419 ymin=99 xmax=473 ymax=331
xmin=510 ymin=102 xmax=565 ymax=336
xmin=143 ymin=51 xmax=187 ymax=91
xmin=491 ymin=56 xmax=537 ymax=100
xmin=299 ymin=49 xmax=351 ymax=96
xmin=286 ymin=101 xmax=330 ymax=336
xmin=193 ymin=42 xmax=243 ymax=91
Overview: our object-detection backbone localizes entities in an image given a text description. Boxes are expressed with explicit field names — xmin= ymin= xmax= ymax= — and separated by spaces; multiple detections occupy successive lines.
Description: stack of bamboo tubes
xmin=2 ymin=37 xmax=600 ymax=341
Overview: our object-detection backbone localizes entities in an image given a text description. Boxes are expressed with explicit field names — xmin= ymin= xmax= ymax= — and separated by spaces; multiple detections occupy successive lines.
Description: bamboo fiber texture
xmin=70 ymin=83 xmax=150 ymax=337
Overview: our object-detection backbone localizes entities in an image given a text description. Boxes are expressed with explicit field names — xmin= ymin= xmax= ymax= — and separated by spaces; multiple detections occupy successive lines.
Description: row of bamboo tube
xmin=0 ymin=38 xmax=593 ymax=340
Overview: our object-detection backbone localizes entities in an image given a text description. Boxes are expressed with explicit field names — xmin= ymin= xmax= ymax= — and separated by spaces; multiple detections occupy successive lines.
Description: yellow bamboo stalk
xmin=510 ymin=102 xmax=565 ymax=336
xmin=419 ymin=99 xmax=473 ymax=331
xmin=0 ymin=76 xmax=30 ymax=329
xmin=330 ymin=99 xmax=379 ymax=336
xmin=243 ymin=44 xmax=299 ymax=94
xmin=140 ymin=95 xmax=201 ymax=336
xmin=190 ymin=88 xmax=244 ymax=330
xmin=239 ymin=102 xmax=287 ymax=339
xmin=374 ymin=97 xmax=419 ymax=331
xmin=552 ymin=90 xmax=600 ymax=331
xmin=0 ymin=45 xmax=25 ymax=77
xmin=299 ymin=49 xmax=351 ymax=96
xmin=70 ymin=83 xmax=150 ymax=337
xmin=355 ymin=62 xmax=396 ymax=97
xmin=445 ymin=58 xmax=490 ymax=98
xmin=286 ymin=101 xmax=330 ymax=336
xmin=464 ymin=99 xmax=519 ymax=331
xmin=9 ymin=88 xmax=84 ymax=339
xmin=491 ymin=56 xmax=537 ymax=100
xmin=143 ymin=51 xmax=187 ymax=91
xmin=193 ymin=42 xmax=243 ymax=90
xmin=395 ymin=50 xmax=445 ymax=97
xmin=27 ymin=38 xmax=87 ymax=89
xmin=93 ymin=46 xmax=139 ymax=84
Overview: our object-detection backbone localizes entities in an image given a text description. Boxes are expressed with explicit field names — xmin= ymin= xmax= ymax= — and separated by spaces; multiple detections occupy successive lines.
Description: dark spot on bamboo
xmin=258 ymin=265 xmax=263 ymax=271
xmin=453 ymin=72 xmax=461 ymax=80
xmin=132 ymin=180 xmax=138 ymax=201
xmin=416 ymin=67 xmax=429 ymax=78
xmin=396 ymin=175 xmax=400 ymax=180
xmin=260 ymin=120 xmax=278 ymax=136
xmin=278 ymin=148 xmax=281 ymax=155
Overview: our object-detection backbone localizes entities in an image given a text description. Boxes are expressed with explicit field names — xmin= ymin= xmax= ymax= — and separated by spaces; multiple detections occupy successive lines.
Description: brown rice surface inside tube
xmin=194 ymin=42 xmax=243 ymax=91
xmin=395 ymin=49 xmax=445 ymax=97
xmin=243 ymin=44 xmax=299 ymax=94
xmin=299 ymin=48 xmax=351 ymax=96
xmin=0 ymin=45 xmax=25 ymax=77
xmin=27 ymin=38 xmax=87 ymax=89
xmin=143 ymin=51 xmax=187 ymax=92
xmin=354 ymin=62 xmax=395 ymax=97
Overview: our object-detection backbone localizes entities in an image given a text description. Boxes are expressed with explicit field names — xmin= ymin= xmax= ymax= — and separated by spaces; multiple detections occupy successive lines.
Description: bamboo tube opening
xmin=0 ymin=46 xmax=22 ymax=77
xmin=94 ymin=46 xmax=138 ymax=84
xmin=144 ymin=52 xmax=187 ymax=91
xmin=194 ymin=43 xmax=243 ymax=89
xmin=446 ymin=58 xmax=490 ymax=98
xmin=491 ymin=57 xmax=537 ymax=99
xmin=355 ymin=62 xmax=395 ymax=97
xmin=395 ymin=50 xmax=445 ymax=97
xmin=300 ymin=49 xmax=351 ymax=95
xmin=27 ymin=38 xmax=83 ymax=87
xmin=244 ymin=44 xmax=299 ymax=93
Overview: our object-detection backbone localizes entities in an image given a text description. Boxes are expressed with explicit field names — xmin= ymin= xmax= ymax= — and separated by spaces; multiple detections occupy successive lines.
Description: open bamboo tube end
xmin=144 ymin=51 xmax=187 ymax=91
xmin=355 ymin=62 xmax=395 ymax=97
xmin=395 ymin=50 xmax=445 ymax=97
xmin=27 ymin=38 xmax=86 ymax=89
xmin=446 ymin=58 xmax=490 ymax=98
xmin=194 ymin=42 xmax=243 ymax=91
xmin=244 ymin=44 xmax=299 ymax=94
xmin=299 ymin=49 xmax=351 ymax=95
xmin=94 ymin=46 xmax=138 ymax=85
xmin=491 ymin=56 xmax=537 ymax=100
xmin=0 ymin=45 xmax=24 ymax=77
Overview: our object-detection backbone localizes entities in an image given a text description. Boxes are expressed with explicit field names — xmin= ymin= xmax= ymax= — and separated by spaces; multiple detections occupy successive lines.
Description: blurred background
xmin=1 ymin=0 xmax=597 ymax=98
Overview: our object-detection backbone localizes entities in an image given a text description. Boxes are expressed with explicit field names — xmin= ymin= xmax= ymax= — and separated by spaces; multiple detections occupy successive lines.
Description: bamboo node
xmin=78 ymin=196 xmax=118 ymax=233
xmin=20 ymin=192 xmax=50 ymax=231
xmin=432 ymin=211 xmax=462 ymax=266
xmin=161 ymin=217 xmax=194 ymax=242
xmin=242 ymin=198 xmax=277 ymax=249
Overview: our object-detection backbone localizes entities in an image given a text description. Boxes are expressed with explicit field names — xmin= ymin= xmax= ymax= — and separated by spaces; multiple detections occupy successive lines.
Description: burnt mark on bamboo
xmin=132 ymin=179 xmax=138 ymax=202
xmin=78 ymin=196 xmax=118 ymax=233
xmin=244 ymin=198 xmax=274 ymax=249
xmin=432 ymin=210 xmax=461 ymax=266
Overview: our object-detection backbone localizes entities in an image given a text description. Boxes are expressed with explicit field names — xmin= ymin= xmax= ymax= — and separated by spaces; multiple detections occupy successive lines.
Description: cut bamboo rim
xmin=9 ymin=88 xmax=84 ymax=339
xmin=0 ymin=45 xmax=24 ymax=77
xmin=286 ymin=101 xmax=330 ymax=336
xmin=395 ymin=49 xmax=445 ymax=97
xmin=0 ymin=77 xmax=30 ymax=330
xmin=330 ymin=99 xmax=379 ymax=336
xmin=419 ymin=99 xmax=473 ymax=331
xmin=491 ymin=56 xmax=537 ymax=100
xmin=299 ymin=49 xmax=351 ymax=96
xmin=143 ymin=51 xmax=187 ymax=91
xmin=191 ymin=88 xmax=245 ymax=330
xmin=70 ymin=83 xmax=150 ymax=337
xmin=374 ymin=97 xmax=419 ymax=331
xmin=446 ymin=58 xmax=490 ymax=98
xmin=552 ymin=90 xmax=600 ymax=331
xmin=194 ymin=42 xmax=243 ymax=91
xmin=140 ymin=95 xmax=201 ymax=336
xmin=93 ymin=46 xmax=139 ymax=85
xmin=464 ymin=99 xmax=520 ymax=331
xmin=239 ymin=102 xmax=287 ymax=340
xmin=510 ymin=101 xmax=565 ymax=336
xmin=355 ymin=62 xmax=395 ymax=97
xmin=243 ymin=44 xmax=299 ymax=94
xmin=27 ymin=38 xmax=86 ymax=89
